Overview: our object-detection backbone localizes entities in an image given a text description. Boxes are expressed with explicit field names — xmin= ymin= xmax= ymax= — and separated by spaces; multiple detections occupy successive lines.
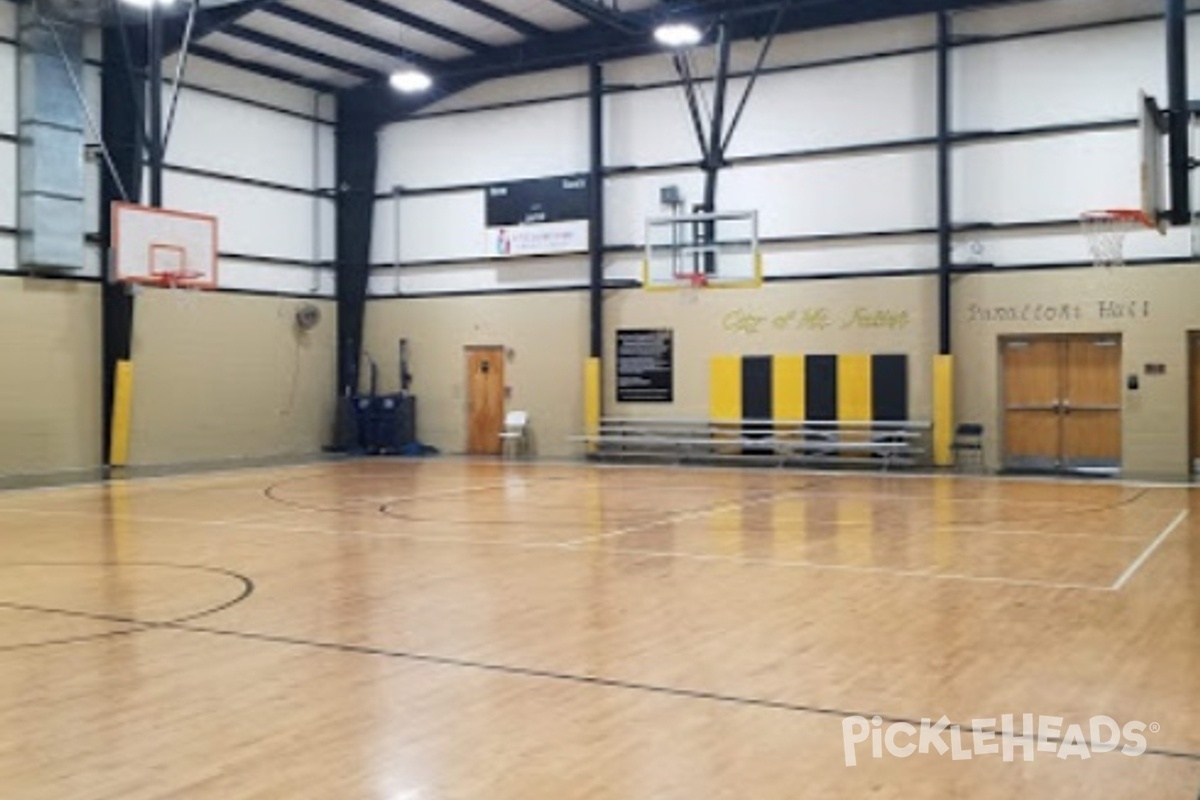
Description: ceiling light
xmin=120 ymin=0 xmax=176 ymax=7
xmin=654 ymin=22 xmax=702 ymax=48
xmin=390 ymin=69 xmax=433 ymax=94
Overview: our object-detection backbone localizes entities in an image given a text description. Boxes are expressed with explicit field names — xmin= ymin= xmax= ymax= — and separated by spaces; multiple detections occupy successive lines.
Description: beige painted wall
xmin=365 ymin=292 xmax=589 ymax=458
xmin=368 ymin=267 xmax=1200 ymax=479
xmin=128 ymin=289 xmax=337 ymax=466
xmin=952 ymin=264 xmax=1200 ymax=479
xmin=605 ymin=277 xmax=939 ymax=420
xmin=0 ymin=279 xmax=102 ymax=475
xmin=366 ymin=276 xmax=937 ymax=458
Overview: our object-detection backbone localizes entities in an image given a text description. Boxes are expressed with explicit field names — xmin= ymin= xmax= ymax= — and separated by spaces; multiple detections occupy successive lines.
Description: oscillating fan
xmin=294 ymin=302 xmax=322 ymax=332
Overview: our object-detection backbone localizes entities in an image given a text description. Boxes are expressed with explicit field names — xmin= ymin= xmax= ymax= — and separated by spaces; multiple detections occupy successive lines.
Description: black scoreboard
xmin=486 ymin=175 xmax=589 ymax=227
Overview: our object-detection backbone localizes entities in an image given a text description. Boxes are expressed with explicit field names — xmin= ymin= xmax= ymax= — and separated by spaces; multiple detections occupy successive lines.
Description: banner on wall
xmin=485 ymin=175 xmax=589 ymax=257
xmin=617 ymin=329 xmax=673 ymax=403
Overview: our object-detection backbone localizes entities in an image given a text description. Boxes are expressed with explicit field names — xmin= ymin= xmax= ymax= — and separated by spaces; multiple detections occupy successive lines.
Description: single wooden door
xmin=1002 ymin=338 xmax=1062 ymax=471
xmin=1061 ymin=337 xmax=1122 ymax=471
xmin=466 ymin=347 xmax=505 ymax=455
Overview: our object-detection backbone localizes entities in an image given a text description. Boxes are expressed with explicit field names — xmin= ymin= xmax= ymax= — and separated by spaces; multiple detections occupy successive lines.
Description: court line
xmin=4 ymin=592 xmax=1196 ymax=764
xmin=568 ymin=455 xmax=1199 ymax=491
xmin=591 ymin=545 xmax=1116 ymax=593
xmin=199 ymin=516 xmax=1120 ymax=593
xmin=561 ymin=490 xmax=802 ymax=546
xmin=0 ymin=500 xmax=1136 ymax=592
xmin=1111 ymin=510 xmax=1190 ymax=591
xmin=164 ymin=621 xmax=1200 ymax=765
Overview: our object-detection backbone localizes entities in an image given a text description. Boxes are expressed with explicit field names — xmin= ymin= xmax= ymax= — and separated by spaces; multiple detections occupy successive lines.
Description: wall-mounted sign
xmin=617 ymin=329 xmax=673 ymax=403
xmin=966 ymin=300 xmax=1151 ymax=324
xmin=485 ymin=175 xmax=589 ymax=257
xmin=721 ymin=306 xmax=912 ymax=335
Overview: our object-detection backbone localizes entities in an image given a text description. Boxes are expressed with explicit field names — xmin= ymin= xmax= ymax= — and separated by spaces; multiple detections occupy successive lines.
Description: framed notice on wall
xmin=617 ymin=329 xmax=673 ymax=403
xmin=485 ymin=175 xmax=589 ymax=257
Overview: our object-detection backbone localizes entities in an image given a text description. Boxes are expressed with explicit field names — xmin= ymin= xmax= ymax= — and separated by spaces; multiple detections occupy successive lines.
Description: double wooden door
xmin=1002 ymin=335 xmax=1122 ymax=474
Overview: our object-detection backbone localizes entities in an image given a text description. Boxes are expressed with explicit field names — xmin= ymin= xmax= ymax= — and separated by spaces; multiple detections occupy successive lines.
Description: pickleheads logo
xmin=842 ymin=714 xmax=1155 ymax=766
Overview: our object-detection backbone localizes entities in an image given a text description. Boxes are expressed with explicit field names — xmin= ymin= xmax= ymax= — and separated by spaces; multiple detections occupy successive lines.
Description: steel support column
xmin=937 ymin=11 xmax=952 ymax=356
xmin=335 ymin=95 xmax=379 ymax=398
xmin=100 ymin=25 xmax=145 ymax=466
xmin=148 ymin=2 xmax=164 ymax=207
xmin=588 ymin=62 xmax=604 ymax=361
xmin=1167 ymin=0 xmax=1190 ymax=225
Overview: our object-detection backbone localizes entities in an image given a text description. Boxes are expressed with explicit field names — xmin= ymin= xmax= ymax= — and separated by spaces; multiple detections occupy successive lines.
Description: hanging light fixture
xmin=654 ymin=22 xmax=702 ymax=48
xmin=390 ymin=69 xmax=433 ymax=94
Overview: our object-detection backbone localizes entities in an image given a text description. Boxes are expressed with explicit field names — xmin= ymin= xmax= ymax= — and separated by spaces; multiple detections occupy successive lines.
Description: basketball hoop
xmin=1080 ymin=208 xmax=1154 ymax=267
xmin=140 ymin=270 xmax=205 ymax=309
xmin=676 ymin=270 xmax=708 ymax=304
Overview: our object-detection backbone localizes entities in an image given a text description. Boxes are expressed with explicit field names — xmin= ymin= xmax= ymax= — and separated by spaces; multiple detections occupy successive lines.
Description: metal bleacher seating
xmin=574 ymin=417 xmax=929 ymax=470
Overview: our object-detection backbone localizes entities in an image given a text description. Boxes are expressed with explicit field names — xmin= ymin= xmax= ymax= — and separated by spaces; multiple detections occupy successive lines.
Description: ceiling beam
xmin=260 ymin=5 xmax=441 ymax=72
xmin=338 ymin=0 xmax=493 ymax=54
xmin=220 ymin=23 xmax=383 ymax=82
xmin=191 ymin=44 xmax=337 ymax=93
xmin=439 ymin=0 xmax=549 ymax=40
xmin=544 ymin=0 xmax=642 ymax=34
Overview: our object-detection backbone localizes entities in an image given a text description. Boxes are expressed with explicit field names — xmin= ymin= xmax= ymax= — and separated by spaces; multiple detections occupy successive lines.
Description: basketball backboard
xmin=1139 ymin=90 xmax=1169 ymax=233
xmin=644 ymin=210 xmax=762 ymax=290
xmin=112 ymin=202 xmax=219 ymax=288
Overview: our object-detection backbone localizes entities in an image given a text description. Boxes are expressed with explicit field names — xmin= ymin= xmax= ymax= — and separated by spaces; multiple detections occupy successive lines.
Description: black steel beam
xmin=100 ymin=26 xmax=144 ymax=467
xmin=164 ymin=0 xmax=282 ymax=49
xmin=220 ymin=23 xmax=383 ymax=81
xmin=148 ymin=1 xmax=164 ymax=207
xmin=260 ymin=5 xmax=440 ymax=72
xmin=589 ymin=62 xmax=604 ymax=361
xmin=545 ymin=0 xmax=642 ymax=34
xmin=334 ymin=94 xmax=380 ymax=398
xmin=937 ymin=11 xmax=952 ymax=356
xmin=441 ymin=0 xmax=548 ymax=39
xmin=191 ymin=44 xmax=338 ymax=92
xmin=1167 ymin=0 xmax=1190 ymax=225
xmin=702 ymin=19 xmax=732 ymax=215
xmin=339 ymin=0 xmax=492 ymax=54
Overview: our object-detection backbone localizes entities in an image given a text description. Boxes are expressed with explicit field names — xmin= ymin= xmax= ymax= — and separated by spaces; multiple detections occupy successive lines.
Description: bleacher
xmin=576 ymin=417 xmax=929 ymax=469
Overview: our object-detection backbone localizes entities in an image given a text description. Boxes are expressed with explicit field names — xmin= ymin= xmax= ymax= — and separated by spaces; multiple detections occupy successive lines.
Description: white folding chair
xmin=499 ymin=410 xmax=529 ymax=458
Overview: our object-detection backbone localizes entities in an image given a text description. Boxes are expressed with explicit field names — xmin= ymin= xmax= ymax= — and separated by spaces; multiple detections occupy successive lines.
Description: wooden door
xmin=1192 ymin=334 xmax=1200 ymax=475
xmin=1061 ymin=337 xmax=1122 ymax=471
xmin=1002 ymin=338 xmax=1062 ymax=471
xmin=466 ymin=347 xmax=505 ymax=456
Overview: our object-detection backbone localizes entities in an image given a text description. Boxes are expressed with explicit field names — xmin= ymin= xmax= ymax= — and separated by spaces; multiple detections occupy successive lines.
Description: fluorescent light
xmin=654 ymin=22 xmax=702 ymax=48
xmin=390 ymin=69 xmax=433 ymax=94
xmin=120 ymin=0 xmax=176 ymax=7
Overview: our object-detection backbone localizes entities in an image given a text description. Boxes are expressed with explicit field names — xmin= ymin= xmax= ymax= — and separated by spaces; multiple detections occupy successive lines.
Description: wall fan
xmin=294 ymin=302 xmax=322 ymax=332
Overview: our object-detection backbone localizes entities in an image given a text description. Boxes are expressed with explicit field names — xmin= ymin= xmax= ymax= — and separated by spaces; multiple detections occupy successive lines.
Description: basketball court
xmin=5 ymin=0 xmax=1200 ymax=796
xmin=0 ymin=459 xmax=1197 ymax=797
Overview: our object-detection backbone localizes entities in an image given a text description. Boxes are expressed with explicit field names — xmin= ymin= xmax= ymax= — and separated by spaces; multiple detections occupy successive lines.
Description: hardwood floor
xmin=0 ymin=459 xmax=1197 ymax=798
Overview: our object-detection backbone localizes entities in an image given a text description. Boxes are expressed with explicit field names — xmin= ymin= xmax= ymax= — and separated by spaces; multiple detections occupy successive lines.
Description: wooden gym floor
xmin=0 ymin=458 xmax=1198 ymax=799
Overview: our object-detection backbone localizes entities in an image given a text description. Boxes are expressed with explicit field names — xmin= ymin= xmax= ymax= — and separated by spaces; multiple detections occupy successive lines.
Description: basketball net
xmin=677 ymin=271 xmax=708 ymax=305
xmin=1080 ymin=209 xmax=1152 ymax=267
xmin=157 ymin=270 xmax=204 ymax=309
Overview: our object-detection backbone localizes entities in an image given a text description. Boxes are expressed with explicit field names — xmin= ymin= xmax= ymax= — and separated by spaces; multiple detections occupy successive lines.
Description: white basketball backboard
xmin=112 ymin=202 xmax=218 ymax=288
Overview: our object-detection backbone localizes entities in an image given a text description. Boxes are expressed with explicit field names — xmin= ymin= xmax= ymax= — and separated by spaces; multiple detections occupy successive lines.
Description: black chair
xmin=950 ymin=423 xmax=984 ymax=470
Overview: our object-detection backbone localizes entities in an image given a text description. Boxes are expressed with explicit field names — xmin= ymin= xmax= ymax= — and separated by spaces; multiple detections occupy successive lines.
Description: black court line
xmin=0 ymin=627 xmax=150 ymax=653
xmin=163 ymin=621 xmax=1200 ymax=766
xmin=263 ymin=472 xmax=579 ymax=515
xmin=266 ymin=465 xmax=1160 ymax=530
xmin=3 ymin=564 xmax=1197 ymax=766
xmin=0 ymin=562 xmax=256 ymax=650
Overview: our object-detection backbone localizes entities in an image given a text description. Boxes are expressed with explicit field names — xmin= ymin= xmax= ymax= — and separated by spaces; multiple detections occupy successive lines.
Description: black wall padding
xmin=805 ymin=355 xmax=838 ymax=422
xmin=871 ymin=355 xmax=909 ymax=422
xmin=741 ymin=356 xmax=773 ymax=451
